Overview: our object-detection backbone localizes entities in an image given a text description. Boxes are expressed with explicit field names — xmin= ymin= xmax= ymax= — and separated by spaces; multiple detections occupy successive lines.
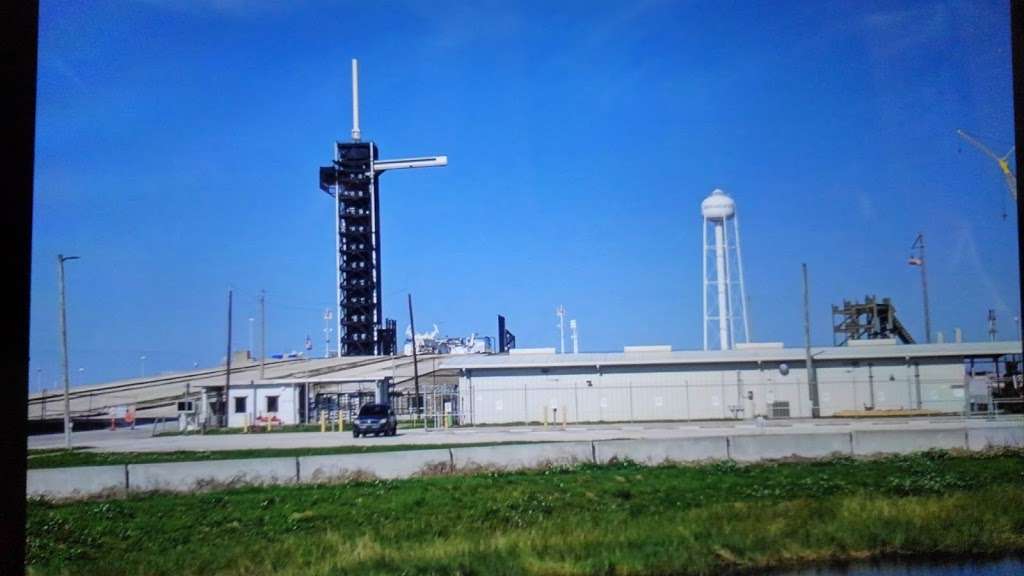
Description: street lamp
xmin=57 ymin=253 xmax=80 ymax=450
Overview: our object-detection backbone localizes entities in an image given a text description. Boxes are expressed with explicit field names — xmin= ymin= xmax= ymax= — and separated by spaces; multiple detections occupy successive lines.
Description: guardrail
xmin=26 ymin=423 xmax=1024 ymax=502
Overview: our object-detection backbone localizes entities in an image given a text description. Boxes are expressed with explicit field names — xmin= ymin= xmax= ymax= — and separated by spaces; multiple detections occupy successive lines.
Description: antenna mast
xmin=351 ymin=59 xmax=361 ymax=142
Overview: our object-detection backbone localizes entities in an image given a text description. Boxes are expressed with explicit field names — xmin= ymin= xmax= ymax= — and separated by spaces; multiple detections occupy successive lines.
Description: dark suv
xmin=352 ymin=403 xmax=397 ymax=438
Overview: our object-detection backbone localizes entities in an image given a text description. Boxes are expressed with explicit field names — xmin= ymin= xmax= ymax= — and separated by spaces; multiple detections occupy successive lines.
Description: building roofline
xmin=439 ymin=341 xmax=1023 ymax=370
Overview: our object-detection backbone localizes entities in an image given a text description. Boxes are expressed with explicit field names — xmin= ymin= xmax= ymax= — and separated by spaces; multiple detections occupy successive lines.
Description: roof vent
xmin=509 ymin=347 xmax=557 ymax=355
xmin=734 ymin=342 xmax=784 ymax=350
xmin=623 ymin=345 xmax=672 ymax=353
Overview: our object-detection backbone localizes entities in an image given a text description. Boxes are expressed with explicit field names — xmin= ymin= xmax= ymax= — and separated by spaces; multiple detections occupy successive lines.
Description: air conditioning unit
xmin=769 ymin=401 xmax=790 ymax=419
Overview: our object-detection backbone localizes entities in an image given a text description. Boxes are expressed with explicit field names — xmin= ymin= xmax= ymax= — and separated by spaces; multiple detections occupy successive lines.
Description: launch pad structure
xmin=319 ymin=60 xmax=447 ymax=357
xmin=832 ymin=295 xmax=916 ymax=346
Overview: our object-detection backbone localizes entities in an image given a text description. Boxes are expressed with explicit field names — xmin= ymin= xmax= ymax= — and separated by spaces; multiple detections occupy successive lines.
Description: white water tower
xmin=701 ymin=188 xmax=750 ymax=350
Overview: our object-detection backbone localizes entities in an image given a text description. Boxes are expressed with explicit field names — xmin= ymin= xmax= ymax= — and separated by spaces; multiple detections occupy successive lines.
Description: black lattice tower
xmin=318 ymin=59 xmax=447 ymax=356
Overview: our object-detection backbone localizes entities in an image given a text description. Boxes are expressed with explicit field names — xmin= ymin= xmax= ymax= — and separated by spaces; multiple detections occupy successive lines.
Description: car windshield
xmin=358 ymin=404 xmax=387 ymax=417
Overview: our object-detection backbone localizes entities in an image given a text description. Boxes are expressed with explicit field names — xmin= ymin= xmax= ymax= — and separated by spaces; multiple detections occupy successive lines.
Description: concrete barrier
xmin=728 ymin=432 xmax=853 ymax=461
xmin=28 ymin=425 xmax=1024 ymax=501
xmin=967 ymin=426 xmax=1024 ymax=450
xmin=452 ymin=442 xmax=594 ymax=471
xmin=852 ymin=428 xmax=967 ymax=455
xmin=27 ymin=465 xmax=127 ymax=501
xmin=128 ymin=457 xmax=297 ymax=494
xmin=299 ymin=449 xmax=452 ymax=482
xmin=594 ymin=437 xmax=727 ymax=465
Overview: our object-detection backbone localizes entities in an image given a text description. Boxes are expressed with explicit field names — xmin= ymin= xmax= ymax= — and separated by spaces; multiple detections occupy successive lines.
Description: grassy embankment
xmin=26 ymin=449 xmax=1024 ymax=575
xmin=26 ymin=441 xmax=548 ymax=469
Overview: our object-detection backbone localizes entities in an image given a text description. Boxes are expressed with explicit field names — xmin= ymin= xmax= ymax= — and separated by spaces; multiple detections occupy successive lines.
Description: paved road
xmin=27 ymin=416 xmax=1023 ymax=453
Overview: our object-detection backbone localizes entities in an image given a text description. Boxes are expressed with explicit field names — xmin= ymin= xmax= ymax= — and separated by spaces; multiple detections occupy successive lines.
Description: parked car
xmin=352 ymin=403 xmax=397 ymax=438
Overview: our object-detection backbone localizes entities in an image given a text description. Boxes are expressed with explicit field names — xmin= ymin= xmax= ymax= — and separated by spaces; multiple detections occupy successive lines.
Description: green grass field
xmin=26 ymin=441 xmax=549 ymax=469
xmin=25 ymin=449 xmax=1024 ymax=575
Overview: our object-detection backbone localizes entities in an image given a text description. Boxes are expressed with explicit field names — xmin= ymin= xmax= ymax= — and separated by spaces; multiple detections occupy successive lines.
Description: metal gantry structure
xmin=497 ymin=315 xmax=516 ymax=353
xmin=832 ymin=295 xmax=915 ymax=346
xmin=319 ymin=59 xmax=447 ymax=356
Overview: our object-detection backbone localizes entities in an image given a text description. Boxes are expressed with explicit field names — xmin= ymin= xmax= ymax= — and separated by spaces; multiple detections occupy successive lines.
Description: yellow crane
xmin=956 ymin=129 xmax=1017 ymax=205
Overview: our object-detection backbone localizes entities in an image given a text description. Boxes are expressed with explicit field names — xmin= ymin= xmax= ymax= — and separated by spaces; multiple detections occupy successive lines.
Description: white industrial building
xmin=27 ymin=340 xmax=1022 ymax=431
xmin=444 ymin=341 xmax=1022 ymax=425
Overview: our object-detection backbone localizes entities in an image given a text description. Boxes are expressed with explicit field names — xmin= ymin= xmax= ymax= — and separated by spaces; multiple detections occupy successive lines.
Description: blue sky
xmin=30 ymin=0 xmax=1019 ymax=389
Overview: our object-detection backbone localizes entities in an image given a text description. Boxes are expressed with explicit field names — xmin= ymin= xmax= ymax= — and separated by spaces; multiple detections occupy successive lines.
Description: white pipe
xmin=714 ymin=222 xmax=729 ymax=350
xmin=722 ymin=215 xmax=735 ymax=349
xmin=702 ymin=217 xmax=708 ymax=351
xmin=556 ymin=306 xmax=565 ymax=354
xmin=570 ymin=319 xmax=579 ymax=354
xmin=351 ymin=59 xmax=361 ymax=142
xmin=733 ymin=213 xmax=751 ymax=343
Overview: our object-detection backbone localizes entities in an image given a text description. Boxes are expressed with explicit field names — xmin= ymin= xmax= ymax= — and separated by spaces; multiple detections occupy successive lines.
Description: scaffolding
xmin=832 ymin=295 xmax=915 ymax=345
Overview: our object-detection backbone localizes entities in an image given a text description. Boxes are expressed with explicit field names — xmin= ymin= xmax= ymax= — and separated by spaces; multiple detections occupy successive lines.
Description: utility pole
xmin=259 ymin=290 xmax=266 ymax=379
xmin=408 ymin=294 xmax=421 ymax=421
xmin=248 ymin=317 xmax=255 ymax=359
xmin=57 ymin=254 xmax=80 ymax=449
xmin=224 ymin=288 xmax=233 ymax=428
xmin=802 ymin=263 xmax=820 ymax=418
xmin=988 ymin=309 xmax=998 ymax=342
xmin=909 ymin=233 xmax=932 ymax=343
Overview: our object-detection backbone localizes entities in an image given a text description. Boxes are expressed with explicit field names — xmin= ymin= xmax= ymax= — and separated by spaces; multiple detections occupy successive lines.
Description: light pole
xmin=248 ymin=317 xmax=255 ymax=359
xmin=38 ymin=368 xmax=45 ymax=421
xmin=908 ymin=233 xmax=932 ymax=343
xmin=57 ymin=253 xmax=80 ymax=450
xmin=323 ymin=309 xmax=333 ymax=359
xmin=140 ymin=355 xmax=146 ymax=377
xmin=259 ymin=290 xmax=266 ymax=379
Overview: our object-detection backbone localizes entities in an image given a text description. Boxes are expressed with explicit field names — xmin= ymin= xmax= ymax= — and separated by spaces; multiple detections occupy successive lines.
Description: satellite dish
xmin=779 ymin=363 xmax=790 ymax=376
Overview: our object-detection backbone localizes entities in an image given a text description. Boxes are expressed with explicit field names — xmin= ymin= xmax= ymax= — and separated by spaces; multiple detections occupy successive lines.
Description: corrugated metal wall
xmin=459 ymin=358 xmax=966 ymax=424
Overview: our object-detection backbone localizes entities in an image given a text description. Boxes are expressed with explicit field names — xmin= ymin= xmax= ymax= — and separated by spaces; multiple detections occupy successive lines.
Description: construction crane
xmin=956 ymin=129 xmax=1017 ymax=211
